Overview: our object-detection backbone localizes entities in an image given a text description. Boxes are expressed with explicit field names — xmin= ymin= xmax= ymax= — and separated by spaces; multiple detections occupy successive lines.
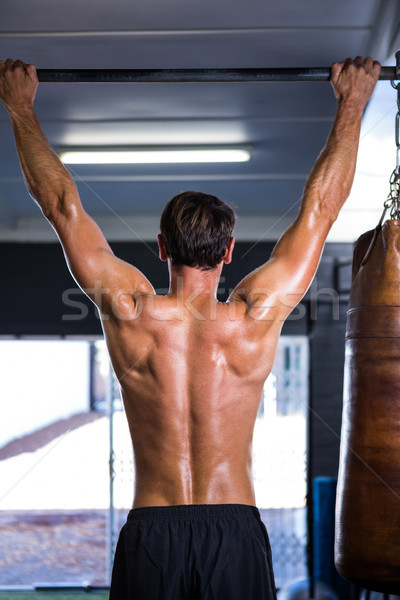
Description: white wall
xmin=0 ymin=340 xmax=90 ymax=448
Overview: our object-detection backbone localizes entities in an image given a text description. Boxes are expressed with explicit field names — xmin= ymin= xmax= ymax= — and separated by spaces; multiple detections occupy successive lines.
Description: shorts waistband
xmin=127 ymin=503 xmax=261 ymax=520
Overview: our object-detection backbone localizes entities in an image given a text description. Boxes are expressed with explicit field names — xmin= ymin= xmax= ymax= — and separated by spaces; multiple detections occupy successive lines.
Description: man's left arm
xmin=0 ymin=59 xmax=154 ymax=315
xmin=230 ymin=57 xmax=381 ymax=322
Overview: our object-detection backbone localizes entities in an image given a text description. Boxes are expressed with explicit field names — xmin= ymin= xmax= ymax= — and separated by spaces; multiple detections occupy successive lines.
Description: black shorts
xmin=109 ymin=503 xmax=277 ymax=600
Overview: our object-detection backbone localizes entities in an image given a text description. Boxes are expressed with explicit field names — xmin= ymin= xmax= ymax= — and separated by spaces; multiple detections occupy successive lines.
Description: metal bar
xmin=36 ymin=66 xmax=397 ymax=83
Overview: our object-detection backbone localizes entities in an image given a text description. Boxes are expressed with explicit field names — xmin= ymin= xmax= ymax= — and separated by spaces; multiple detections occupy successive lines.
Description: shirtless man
xmin=0 ymin=56 xmax=380 ymax=599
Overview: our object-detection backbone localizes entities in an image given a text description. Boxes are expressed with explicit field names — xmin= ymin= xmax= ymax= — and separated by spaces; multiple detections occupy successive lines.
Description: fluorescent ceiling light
xmin=59 ymin=148 xmax=251 ymax=164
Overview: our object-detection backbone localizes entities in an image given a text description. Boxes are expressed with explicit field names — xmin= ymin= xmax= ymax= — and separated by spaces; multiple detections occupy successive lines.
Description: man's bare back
xmin=0 ymin=55 xmax=380 ymax=515
xmin=102 ymin=274 xmax=282 ymax=508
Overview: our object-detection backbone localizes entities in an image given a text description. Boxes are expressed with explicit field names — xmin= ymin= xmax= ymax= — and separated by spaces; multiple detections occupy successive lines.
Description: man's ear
xmin=223 ymin=237 xmax=235 ymax=264
xmin=157 ymin=234 xmax=169 ymax=261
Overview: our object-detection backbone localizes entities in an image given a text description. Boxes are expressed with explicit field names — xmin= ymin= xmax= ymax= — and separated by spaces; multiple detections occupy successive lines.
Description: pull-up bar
xmin=36 ymin=66 xmax=397 ymax=83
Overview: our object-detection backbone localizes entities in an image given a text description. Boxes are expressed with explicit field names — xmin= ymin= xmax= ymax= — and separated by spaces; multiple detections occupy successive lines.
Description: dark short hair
xmin=160 ymin=191 xmax=236 ymax=270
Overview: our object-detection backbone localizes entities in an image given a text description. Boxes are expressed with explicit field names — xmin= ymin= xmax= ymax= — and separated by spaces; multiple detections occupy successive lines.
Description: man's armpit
xmin=244 ymin=290 xmax=277 ymax=322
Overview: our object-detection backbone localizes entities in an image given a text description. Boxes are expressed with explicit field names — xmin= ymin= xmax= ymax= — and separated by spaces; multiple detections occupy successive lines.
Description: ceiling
xmin=0 ymin=0 xmax=399 ymax=243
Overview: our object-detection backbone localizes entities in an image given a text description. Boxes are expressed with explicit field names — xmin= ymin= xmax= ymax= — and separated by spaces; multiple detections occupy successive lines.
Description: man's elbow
xmin=41 ymin=197 xmax=78 ymax=228
xmin=303 ymin=177 xmax=351 ymax=226
xmin=300 ymin=201 xmax=337 ymax=235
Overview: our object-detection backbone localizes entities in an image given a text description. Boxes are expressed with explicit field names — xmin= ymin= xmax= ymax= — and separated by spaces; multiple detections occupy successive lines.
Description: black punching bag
xmin=335 ymin=219 xmax=400 ymax=594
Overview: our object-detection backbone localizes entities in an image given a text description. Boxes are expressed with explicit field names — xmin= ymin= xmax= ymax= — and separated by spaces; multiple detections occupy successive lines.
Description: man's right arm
xmin=230 ymin=56 xmax=381 ymax=322
xmin=0 ymin=59 xmax=154 ymax=316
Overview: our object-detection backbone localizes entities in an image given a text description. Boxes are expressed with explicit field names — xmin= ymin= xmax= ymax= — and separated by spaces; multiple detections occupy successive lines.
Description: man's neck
xmin=168 ymin=263 xmax=223 ymax=300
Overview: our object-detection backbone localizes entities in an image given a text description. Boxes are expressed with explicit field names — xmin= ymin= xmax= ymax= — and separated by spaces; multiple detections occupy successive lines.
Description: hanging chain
xmin=383 ymin=80 xmax=400 ymax=220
